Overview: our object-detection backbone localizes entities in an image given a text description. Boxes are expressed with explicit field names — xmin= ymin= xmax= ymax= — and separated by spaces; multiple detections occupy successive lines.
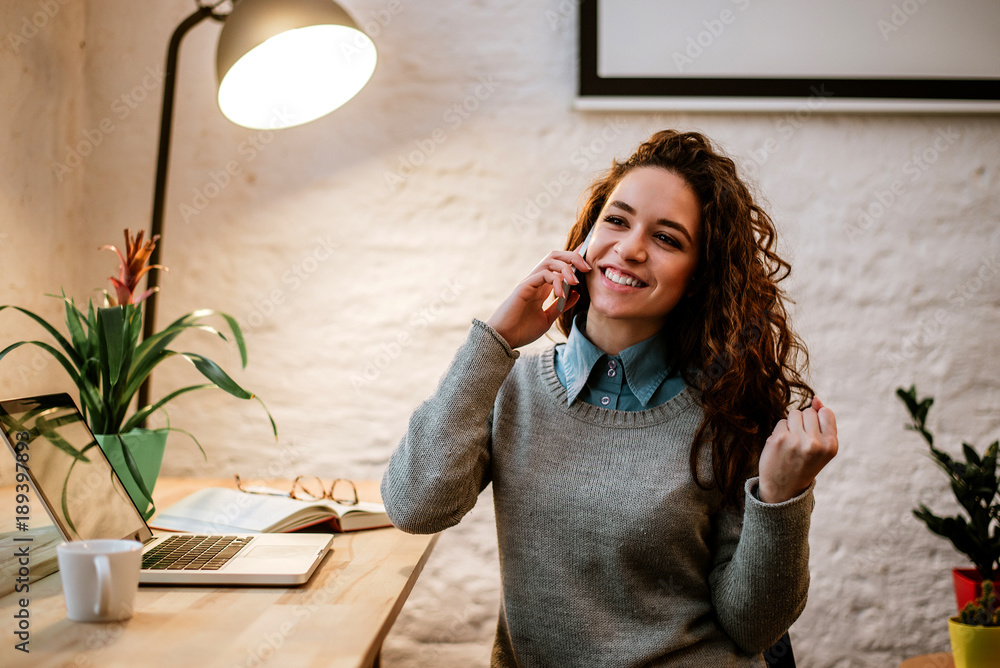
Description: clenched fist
xmin=757 ymin=397 xmax=838 ymax=504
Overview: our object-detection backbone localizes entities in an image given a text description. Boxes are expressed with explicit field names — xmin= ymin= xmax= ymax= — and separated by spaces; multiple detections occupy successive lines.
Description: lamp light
xmin=137 ymin=0 xmax=376 ymax=411
xmin=217 ymin=0 xmax=377 ymax=129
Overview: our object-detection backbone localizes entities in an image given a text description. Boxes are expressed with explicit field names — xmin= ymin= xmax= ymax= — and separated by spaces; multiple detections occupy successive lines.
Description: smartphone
xmin=556 ymin=226 xmax=595 ymax=312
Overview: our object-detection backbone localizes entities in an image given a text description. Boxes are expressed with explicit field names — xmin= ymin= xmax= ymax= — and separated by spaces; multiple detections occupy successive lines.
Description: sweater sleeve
xmin=380 ymin=319 xmax=519 ymax=534
xmin=708 ymin=476 xmax=815 ymax=655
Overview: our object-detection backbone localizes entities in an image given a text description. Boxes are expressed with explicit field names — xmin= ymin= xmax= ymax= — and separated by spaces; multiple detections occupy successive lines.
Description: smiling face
xmin=583 ymin=166 xmax=701 ymax=352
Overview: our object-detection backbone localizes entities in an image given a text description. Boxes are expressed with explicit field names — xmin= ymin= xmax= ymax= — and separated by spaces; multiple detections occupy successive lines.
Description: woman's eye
xmin=656 ymin=234 xmax=681 ymax=248
xmin=604 ymin=215 xmax=626 ymax=226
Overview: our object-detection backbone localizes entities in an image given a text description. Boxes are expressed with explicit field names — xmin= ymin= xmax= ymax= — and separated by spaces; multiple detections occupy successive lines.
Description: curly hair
xmin=556 ymin=130 xmax=813 ymax=510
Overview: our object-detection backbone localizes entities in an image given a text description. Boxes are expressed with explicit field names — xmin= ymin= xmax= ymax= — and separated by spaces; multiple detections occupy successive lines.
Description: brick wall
xmin=2 ymin=2 xmax=998 ymax=665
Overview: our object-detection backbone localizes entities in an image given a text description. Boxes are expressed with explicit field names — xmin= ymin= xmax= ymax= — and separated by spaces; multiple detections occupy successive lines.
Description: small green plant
xmin=0 ymin=230 xmax=276 ymax=512
xmin=0 ymin=229 xmax=275 ymax=438
xmin=896 ymin=385 xmax=1000 ymax=582
xmin=958 ymin=581 xmax=1000 ymax=627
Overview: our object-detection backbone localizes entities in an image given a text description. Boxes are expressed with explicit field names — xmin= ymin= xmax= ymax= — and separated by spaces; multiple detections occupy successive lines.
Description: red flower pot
xmin=952 ymin=568 xmax=1000 ymax=612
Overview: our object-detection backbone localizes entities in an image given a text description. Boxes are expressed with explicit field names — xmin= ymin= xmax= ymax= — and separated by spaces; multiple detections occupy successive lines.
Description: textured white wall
xmin=2 ymin=1 xmax=1000 ymax=666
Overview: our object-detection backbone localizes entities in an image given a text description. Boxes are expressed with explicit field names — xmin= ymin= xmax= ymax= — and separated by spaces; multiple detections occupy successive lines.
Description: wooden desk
xmin=0 ymin=477 xmax=438 ymax=668
xmin=899 ymin=653 xmax=954 ymax=668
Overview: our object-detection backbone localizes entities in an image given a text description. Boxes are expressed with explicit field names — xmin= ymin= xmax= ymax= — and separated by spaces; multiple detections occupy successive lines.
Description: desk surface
xmin=0 ymin=477 xmax=438 ymax=668
xmin=899 ymin=653 xmax=954 ymax=668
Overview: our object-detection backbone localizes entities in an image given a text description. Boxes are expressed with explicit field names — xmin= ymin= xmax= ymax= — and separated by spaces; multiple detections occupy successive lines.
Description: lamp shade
xmin=216 ymin=0 xmax=377 ymax=129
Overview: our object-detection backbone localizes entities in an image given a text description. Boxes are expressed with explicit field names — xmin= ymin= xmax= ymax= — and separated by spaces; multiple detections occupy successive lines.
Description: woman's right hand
xmin=486 ymin=248 xmax=591 ymax=349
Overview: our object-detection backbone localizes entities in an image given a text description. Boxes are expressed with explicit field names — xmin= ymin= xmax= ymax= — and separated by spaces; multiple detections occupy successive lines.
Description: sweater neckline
xmin=537 ymin=347 xmax=699 ymax=428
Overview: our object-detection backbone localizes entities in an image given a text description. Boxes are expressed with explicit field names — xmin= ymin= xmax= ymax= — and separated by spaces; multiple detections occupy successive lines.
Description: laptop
xmin=0 ymin=393 xmax=332 ymax=586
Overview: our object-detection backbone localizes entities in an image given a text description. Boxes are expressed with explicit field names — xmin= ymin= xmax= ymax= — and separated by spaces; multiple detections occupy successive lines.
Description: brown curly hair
xmin=556 ymin=130 xmax=813 ymax=510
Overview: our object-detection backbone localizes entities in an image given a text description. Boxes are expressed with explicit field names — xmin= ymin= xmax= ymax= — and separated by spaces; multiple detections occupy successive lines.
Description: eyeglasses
xmin=234 ymin=474 xmax=359 ymax=506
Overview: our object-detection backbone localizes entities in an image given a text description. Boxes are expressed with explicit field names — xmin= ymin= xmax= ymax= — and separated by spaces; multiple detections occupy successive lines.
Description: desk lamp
xmin=137 ymin=0 xmax=377 ymax=410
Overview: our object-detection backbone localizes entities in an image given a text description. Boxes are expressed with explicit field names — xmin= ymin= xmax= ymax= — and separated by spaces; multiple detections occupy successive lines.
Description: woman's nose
xmin=614 ymin=230 xmax=647 ymax=262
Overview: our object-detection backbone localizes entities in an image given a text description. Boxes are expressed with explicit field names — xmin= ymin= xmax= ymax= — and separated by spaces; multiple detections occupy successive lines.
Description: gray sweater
xmin=381 ymin=320 xmax=814 ymax=667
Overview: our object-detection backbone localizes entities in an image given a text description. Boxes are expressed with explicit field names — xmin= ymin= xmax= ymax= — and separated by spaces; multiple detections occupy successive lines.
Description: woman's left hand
xmin=757 ymin=397 xmax=838 ymax=504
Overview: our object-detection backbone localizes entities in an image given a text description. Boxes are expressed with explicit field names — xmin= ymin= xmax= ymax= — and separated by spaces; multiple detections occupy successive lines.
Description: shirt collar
xmin=561 ymin=314 xmax=607 ymax=405
xmin=561 ymin=314 xmax=673 ymax=407
xmin=618 ymin=328 xmax=673 ymax=406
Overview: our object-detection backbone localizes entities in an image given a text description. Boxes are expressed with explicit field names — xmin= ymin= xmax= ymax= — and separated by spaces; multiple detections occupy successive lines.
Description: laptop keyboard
xmin=143 ymin=535 xmax=254 ymax=571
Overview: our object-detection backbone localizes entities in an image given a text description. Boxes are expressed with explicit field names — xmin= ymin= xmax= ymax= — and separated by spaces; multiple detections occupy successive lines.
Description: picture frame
xmin=576 ymin=0 xmax=1000 ymax=113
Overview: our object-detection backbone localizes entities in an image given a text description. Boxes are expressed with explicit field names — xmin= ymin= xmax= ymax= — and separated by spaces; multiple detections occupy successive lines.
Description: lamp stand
xmin=137 ymin=4 xmax=220 ymax=415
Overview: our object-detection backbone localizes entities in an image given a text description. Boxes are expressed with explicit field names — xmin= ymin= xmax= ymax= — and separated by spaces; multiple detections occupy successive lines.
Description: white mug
xmin=56 ymin=539 xmax=142 ymax=623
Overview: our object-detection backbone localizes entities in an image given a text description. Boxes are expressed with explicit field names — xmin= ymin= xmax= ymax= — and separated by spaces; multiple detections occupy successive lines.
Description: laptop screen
xmin=0 ymin=394 xmax=151 ymax=543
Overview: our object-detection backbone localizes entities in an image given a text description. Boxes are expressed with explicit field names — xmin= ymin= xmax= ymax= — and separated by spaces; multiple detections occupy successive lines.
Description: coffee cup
xmin=56 ymin=539 xmax=142 ymax=623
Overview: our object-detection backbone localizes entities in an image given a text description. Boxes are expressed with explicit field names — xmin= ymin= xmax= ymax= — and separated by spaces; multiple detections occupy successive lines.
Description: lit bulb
xmin=218 ymin=24 xmax=376 ymax=130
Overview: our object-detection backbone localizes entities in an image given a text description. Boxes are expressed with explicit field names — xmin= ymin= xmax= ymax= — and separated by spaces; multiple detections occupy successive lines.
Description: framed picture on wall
xmin=576 ymin=0 xmax=1000 ymax=113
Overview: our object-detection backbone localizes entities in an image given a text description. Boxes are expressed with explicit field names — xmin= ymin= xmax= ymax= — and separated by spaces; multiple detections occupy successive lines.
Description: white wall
xmin=1 ymin=1 xmax=999 ymax=666
xmin=0 ymin=0 xmax=87 ymax=482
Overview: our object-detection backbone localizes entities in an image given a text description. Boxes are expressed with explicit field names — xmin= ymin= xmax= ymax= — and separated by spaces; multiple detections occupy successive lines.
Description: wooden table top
xmin=899 ymin=653 xmax=954 ymax=668
xmin=0 ymin=477 xmax=438 ymax=668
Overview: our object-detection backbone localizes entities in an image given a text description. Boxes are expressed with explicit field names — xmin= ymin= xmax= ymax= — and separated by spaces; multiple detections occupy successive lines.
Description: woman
xmin=381 ymin=130 xmax=838 ymax=667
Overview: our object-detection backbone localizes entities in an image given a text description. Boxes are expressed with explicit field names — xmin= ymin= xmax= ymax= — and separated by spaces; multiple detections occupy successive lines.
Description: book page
xmin=149 ymin=487 xmax=389 ymax=533
xmin=150 ymin=487 xmax=323 ymax=533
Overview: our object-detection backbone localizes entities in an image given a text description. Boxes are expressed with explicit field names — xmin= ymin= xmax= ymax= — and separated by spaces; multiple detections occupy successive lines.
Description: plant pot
xmin=948 ymin=617 xmax=1000 ymax=668
xmin=953 ymin=569 xmax=1000 ymax=612
xmin=96 ymin=429 xmax=168 ymax=518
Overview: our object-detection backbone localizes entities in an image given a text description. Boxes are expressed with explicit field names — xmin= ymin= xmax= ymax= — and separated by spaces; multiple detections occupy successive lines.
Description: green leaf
xmin=985 ymin=446 xmax=999 ymax=487
xmin=86 ymin=301 xmax=99 ymax=356
xmin=35 ymin=423 xmax=91 ymax=463
xmin=95 ymin=311 xmax=112 ymax=414
xmin=0 ymin=340 xmax=83 ymax=390
xmin=0 ymin=304 xmax=84 ymax=368
xmin=135 ymin=323 xmax=225 ymax=358
xmin=58 ymin=291 xmax=91 ymax=359
xmin=98 ymin=306 xmax=127 ymax=388
xmin=72 ymin=364 xmax=103 ymax=431
xmin=122 ymin=350 xmax=171 ymax=410
xmin=254 ymin=395 xmax=278 ymax=439
xmin=964 ymin=443 xmax=983 ymax=467
xmin=0 ymin=409 xmax=92 ymax=463
xmin=163 ymin=425 xmax=208 ymax=461
xmin=162 ymin=308 xmax=217 ymax=330
xmin=113 ymin=433 xmax=156 ymax=516
xmin=896 ymin=386 xmax=918 ymax=416
xmin=896 ymin=385 xmax=935 ymax=447
xmin=60 ymin=456 xmax=82 ymax=536
xmin=111 ymin=306 xmax=142 ymax=428
xmin=916 ymin=398 xmax=933 ymax=426
xmin=129 ymin=324 xmax=225 ymax=397
xmin=120 ymin=383 xmax=215 ymax=433
xmin=215 ymin=311 xmax=248 ymax=368
xmin=145 ymin=309 xmax=247 ymax=366
xmin=180 ymin=352 xmax=254 ymax=399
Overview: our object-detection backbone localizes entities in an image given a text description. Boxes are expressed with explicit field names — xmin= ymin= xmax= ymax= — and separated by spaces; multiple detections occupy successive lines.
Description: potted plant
xmin=896 ymin=385 xmax=1000 ymax=611
xmin=0 ymin=229 xmax=275 ymax=517
xmin=949 ymin=581 xmax=1000 ymax=668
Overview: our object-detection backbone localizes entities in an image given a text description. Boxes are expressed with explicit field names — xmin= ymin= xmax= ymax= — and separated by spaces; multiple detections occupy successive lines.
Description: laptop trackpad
xmin=244 ymin=545 xmax=319 ymax=559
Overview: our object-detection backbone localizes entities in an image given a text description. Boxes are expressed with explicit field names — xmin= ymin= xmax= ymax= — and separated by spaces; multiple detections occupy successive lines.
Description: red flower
xmin=100 ymin=229 xmax=165 ymax=306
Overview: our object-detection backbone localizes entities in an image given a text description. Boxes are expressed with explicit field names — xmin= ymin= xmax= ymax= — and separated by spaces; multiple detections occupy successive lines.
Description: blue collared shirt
xmin=554 ymin=315 xmax=686 ymax=410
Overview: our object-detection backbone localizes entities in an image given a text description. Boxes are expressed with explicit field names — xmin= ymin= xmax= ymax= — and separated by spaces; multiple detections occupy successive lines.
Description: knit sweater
xmin=381 ymin=320 xmax=815 ymax=667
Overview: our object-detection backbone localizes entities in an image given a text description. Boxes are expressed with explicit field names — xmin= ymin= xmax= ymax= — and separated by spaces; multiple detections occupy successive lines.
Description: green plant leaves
xmin=963 ymin=443 xmax=983 ymax=467
xmin=113 ymin=432 xmax=156 ymax=519
xmin=898 ymin=385 xmax=1000 ymax=580
xmin=120 ymin=383 xmax=214 ymax=433
xmin=896 ymin=385 xmax=935 ymax=447
xmin=1 ymin=296 xmax=276 ymax=442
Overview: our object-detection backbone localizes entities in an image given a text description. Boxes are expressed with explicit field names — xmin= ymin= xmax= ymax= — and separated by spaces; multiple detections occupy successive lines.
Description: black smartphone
xmin=556 ymin=226 xmax=595 ymax=312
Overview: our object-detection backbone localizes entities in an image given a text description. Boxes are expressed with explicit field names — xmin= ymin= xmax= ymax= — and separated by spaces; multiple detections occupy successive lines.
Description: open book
xmin=149 ymin=487 xmax=392 ymax=533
